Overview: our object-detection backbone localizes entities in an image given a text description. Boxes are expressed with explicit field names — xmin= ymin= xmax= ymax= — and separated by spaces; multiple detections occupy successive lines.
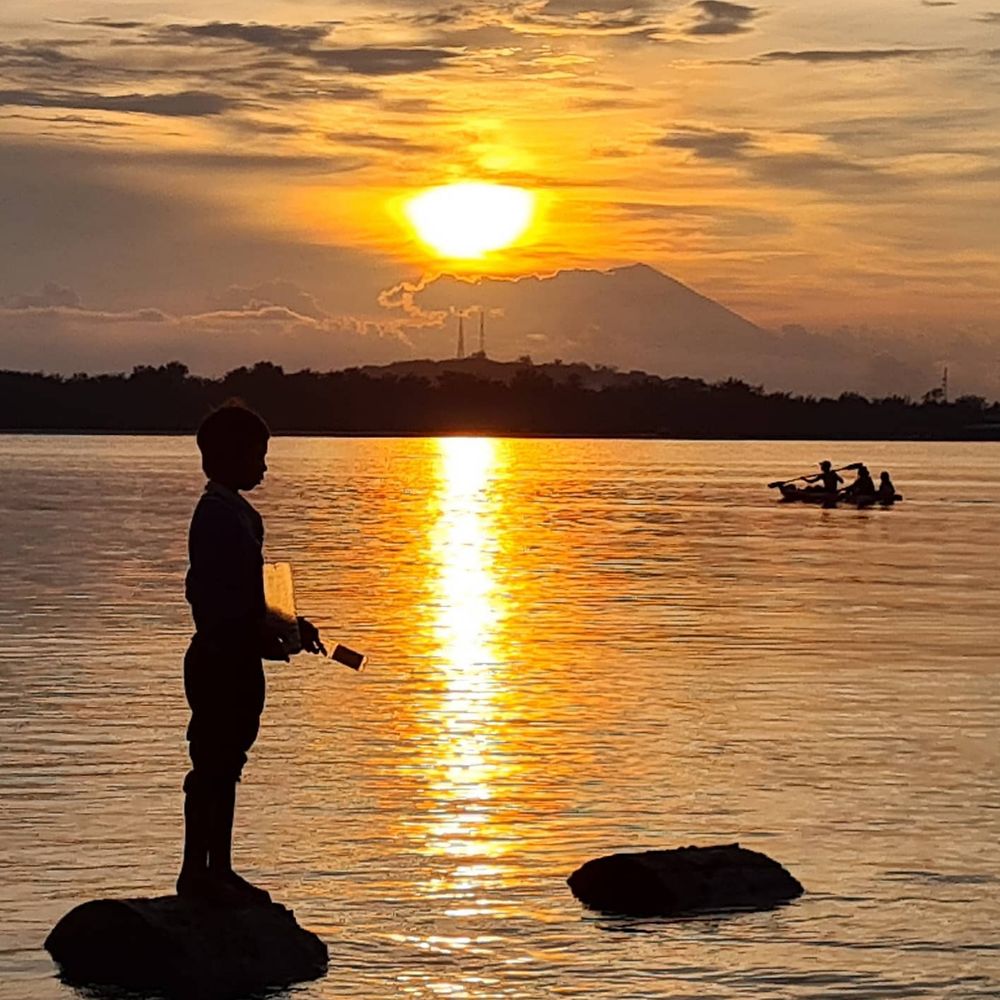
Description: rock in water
xmin=567 ymin=843 xmax=803 ymax=917
xmin=45 ymin=896 xmax=328 ymax=997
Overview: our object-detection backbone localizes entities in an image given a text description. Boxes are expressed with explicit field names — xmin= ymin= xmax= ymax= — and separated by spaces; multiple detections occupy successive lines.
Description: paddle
xmin=768 ymin=462 xmax=862 ymax=489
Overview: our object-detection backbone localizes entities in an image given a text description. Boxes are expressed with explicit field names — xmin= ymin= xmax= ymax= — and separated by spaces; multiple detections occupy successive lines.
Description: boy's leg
xmin=207 ymin=778 xmax=271 ymax=904
xmin=176 ymin=770 xmax=211 ymax=896
xmin=207 ymin=780 xmax=235 ymax=873
xmin=181 ymin=644 xmax=268 ymax=902
xmin=188 ymin=710 xmax=271 ymax=903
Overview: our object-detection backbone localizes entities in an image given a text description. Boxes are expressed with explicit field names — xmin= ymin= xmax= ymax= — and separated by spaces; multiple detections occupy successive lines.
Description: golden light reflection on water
xmin=423 ymin=438 xmax=508 ymax=866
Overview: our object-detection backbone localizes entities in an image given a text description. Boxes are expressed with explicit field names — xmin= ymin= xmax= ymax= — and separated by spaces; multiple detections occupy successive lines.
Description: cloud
xmin=0 ymin=303 xmax=168 ymax=323
xmin=0 ymin=138 xmax=405 ymax=323
xmin=0 ymin=88 xmax=236 ymax=117
xmin=309 ymin=46 xmax=462 ymax=75
xmin=614 ymin=200 xmax=790 ymax=238
xmin=0 ymin=298 xmax=410 ymax=375
xmin=119 ymin=149 xmax=368 ymax=174
xmin=155 ymin=20 xmax=461 ymax=75
xmin=975 ymin=11 xmax=1000 ymax=23
xmin=324 ymin=130 xmax=439 ymax=153
xmin=756 ymin=48 xmax=956 ymax=63
xmin=747 ymin=151 xmax=897 ymax=192
xmin=159 ymin=21 xmax=333 ymax=50
xmin=655 ymin=125 xmax=755 ymax=159
xmin=0 ymin=43 xmax=85 ymax=68
xmin=648 ymin=123 xmax=904 ymax=194
xmin=509 ymin=2 xmax=663 ymax=38
xmin=400 ymin=1 xmax=666 ymax=38
xmin=206 ymin=281 xmax=328 ymax=319
xmin=686 ymin=1 xmax=758 ymax=36
xmin=66 ymin=17 xmax=146 ymax=29
xmin=1 ymin=282 xmax=80 ymax=309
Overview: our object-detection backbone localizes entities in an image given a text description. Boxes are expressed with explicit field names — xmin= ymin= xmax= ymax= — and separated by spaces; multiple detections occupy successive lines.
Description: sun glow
xmin=404 ymin=182 xmax=535 ymax=259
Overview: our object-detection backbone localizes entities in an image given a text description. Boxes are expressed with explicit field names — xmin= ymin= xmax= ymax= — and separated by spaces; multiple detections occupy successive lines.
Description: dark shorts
xmin=184 ymin=635 xmax=265 ymax=784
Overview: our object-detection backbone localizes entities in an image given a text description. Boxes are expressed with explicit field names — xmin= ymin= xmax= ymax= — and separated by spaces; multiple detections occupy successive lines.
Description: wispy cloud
xmin=0 ymin=42 xmax=85 ymax=67
xmin=307 ymin=46 xmax=462 ymax=75
xmin=509 ymin=1 xmax=664 ymax=38
xmin=686 ymin=1 xmax=758 ymax=36
xmin=655 ymin=125 xmax=755 ymax=159
xmin=153 ymin=20 xmax=463 ymax=75
xmin=324 ymin=130 xmax=439 ymax=153
xmin=158 ymin=21 xmax=334 ymax=50
xmin=0 ymin=88 xmax=236 ymax=116
xmin=1 ymin=282 xmax=80 ymax=309
xmin=756 ymin=47 xmax=958 ymax=63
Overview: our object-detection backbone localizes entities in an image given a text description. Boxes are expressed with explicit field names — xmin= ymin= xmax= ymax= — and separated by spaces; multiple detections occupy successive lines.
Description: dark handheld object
xmin=331 ymin=644 xmax=366 ymax=671
xmin=768 ymin=461 xmax=862 ymax=489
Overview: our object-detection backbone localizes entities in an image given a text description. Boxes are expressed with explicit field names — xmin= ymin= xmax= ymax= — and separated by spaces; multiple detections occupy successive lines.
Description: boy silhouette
xmin=178 ymin=403 xmax=325 ymax=903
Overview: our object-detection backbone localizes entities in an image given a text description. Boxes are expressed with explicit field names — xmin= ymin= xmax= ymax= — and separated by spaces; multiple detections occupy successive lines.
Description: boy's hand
xmin=297 ymin=617 xmax=327 ymax=655
xmin=260 ymin=631 xmax=290 ymax=662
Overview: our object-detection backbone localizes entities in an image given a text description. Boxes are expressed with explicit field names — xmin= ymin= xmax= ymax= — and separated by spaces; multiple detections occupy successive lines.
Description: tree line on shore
xmin=1 ymin=361 xmax=997 ymax=439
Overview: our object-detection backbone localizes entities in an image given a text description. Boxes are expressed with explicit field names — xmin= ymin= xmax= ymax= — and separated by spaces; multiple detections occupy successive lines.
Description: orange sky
xmin=1 ymin=0 xmax=998 ymax=387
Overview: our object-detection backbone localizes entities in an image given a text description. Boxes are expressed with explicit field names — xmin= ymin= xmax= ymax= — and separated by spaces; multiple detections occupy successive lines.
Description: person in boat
xmin=842 ymin=463 xmax=876 ymax=498
xmin=877 ymin=470 xmax=897 ymax=503
xmin=803 ymin=460 xmax=843 ymax=494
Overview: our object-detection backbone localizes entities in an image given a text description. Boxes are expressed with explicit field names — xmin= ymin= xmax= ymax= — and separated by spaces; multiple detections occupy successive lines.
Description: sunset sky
xmin=1 ymin=0 xmax=999 ymax=391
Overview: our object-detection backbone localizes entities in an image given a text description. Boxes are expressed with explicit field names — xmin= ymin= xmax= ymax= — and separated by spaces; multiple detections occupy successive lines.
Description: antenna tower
xmin=456 ymin=315 xmax=465 ymax=359
xmin=942 ymin=366 xmax=949 ymax=403
xmin=479 ymin=310 xmax=485 ymax=356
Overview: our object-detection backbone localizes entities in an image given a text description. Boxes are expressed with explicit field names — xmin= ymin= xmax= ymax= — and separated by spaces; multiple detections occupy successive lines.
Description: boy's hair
xmin=196 ymin=402 xmax=269 ymax=476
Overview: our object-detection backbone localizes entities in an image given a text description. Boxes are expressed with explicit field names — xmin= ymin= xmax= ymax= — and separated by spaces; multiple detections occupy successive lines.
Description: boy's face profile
xmin=203 ymin=438 xmax=268 ymax=492
xmin=227 ymin=440 xmax=268 ymax=492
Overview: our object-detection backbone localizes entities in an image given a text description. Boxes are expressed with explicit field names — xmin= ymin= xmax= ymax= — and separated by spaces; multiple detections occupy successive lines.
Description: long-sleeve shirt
xmin=185 ymin=481 xmax=265 ymax=647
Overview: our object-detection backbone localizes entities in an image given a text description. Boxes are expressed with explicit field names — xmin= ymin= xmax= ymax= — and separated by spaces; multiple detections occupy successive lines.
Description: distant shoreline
xmin=4 ymin=428 xmax=1000 ymax=442
xmin=4 ymin=360 xmax=999 ymax=441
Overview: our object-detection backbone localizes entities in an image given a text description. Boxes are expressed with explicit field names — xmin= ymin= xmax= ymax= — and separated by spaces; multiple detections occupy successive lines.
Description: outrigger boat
xmin=769 ymin=462 xmax=903 ymax=507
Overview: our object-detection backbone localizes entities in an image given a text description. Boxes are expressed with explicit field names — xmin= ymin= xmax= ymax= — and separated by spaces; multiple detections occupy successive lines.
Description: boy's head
xmin=196 ymin=403 xmax=270 ymax=490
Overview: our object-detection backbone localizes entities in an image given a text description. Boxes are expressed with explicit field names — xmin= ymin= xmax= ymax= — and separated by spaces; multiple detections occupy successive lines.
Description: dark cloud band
xmin=0 ymin=88 xmax=236 ymax=116
xmin=687 ymin=0 xmax=758 ymax=36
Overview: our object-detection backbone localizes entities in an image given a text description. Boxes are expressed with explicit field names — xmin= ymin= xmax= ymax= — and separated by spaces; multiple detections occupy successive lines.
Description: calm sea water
xmin=1 ymin=436 xmax=998 ymax=1000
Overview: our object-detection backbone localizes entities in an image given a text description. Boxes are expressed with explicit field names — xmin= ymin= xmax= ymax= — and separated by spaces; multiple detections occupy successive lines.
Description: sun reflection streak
xmin=425 ymin=438 xmax=506 ymax=863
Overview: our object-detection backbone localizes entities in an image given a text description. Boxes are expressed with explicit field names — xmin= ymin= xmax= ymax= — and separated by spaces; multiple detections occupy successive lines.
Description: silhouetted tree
xmin=0 ymin=360 xmax=998 ymax=439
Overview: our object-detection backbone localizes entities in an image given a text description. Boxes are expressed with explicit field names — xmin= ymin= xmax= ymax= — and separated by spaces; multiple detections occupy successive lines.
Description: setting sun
xmin=404 ymin=182 xmax=535 ymax=259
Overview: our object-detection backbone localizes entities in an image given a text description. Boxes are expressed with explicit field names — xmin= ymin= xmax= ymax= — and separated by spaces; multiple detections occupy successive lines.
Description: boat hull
xmin=778 ymin=486 xmax=902 ymax=507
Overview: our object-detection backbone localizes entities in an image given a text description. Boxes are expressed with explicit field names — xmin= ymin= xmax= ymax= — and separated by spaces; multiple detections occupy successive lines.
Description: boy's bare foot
xmin=177 ymin=867 xmax=264 ymax=905
xmin=212 ymin=868 xmax=272 ymax=905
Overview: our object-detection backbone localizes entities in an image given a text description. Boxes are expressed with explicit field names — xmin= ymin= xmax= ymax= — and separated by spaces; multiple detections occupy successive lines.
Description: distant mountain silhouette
xmin=405 ymin=264 xmax=928 ymax=397
xmin=412 ymin=262 xmax=762 ymax=366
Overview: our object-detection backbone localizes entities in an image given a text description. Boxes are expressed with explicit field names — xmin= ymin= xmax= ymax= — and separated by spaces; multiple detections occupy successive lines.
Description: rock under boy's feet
xmin=176 ymin=868 xmax=230 ymax=902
